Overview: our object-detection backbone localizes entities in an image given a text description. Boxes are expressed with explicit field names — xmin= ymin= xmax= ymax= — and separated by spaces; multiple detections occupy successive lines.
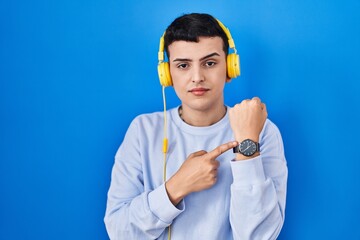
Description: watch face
xmin=240 ymin=139 xmax=257 ymax=156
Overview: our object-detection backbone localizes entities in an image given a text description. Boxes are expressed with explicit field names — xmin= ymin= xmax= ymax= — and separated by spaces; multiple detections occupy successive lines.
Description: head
xmin=157 ymin=13 xmax=240 ymax=124
xmin=164 ymin=13 xmax=229 ymax=59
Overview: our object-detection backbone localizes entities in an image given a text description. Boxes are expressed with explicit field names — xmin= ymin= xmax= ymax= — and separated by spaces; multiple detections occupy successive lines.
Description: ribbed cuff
xmin=230 ymin=156 xmax=266 ymax=187
xmin=148 ymin=183 xmax=184 ymax=224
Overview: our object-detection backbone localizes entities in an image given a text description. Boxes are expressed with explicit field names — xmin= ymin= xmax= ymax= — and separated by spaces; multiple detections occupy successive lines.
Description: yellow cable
xmin=168 ymin=225 xmax=171 ymax=240
xmin=162 ymin=86 xmax=171 ymax=240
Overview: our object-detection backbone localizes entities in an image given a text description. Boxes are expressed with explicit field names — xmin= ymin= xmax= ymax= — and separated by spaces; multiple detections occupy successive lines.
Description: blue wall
xmin=1 ymin=0 xmax=359 ymax=239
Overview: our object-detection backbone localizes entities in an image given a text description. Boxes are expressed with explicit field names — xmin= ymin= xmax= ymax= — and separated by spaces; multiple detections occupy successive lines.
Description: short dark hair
xmin=164 ymin=13 xmax=229 ymax=58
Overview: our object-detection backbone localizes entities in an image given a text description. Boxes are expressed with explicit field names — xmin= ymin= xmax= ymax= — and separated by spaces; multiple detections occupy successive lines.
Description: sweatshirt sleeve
xmin=104 ymin=118 xmax=184 ymax=240
xmin=229 ymin=119 xmax=288 ymax=240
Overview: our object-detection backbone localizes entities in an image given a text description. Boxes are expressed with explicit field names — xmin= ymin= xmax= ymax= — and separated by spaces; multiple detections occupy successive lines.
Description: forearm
xmin=229 ymin=157 xmax=287 ymax=240
xmin=165 ymin=178 xmax=187 ymax=206
xmin=105 ymin=183 xmax=184 ymax=240
xmin=230 ymin=178 xmax=284 ymax=240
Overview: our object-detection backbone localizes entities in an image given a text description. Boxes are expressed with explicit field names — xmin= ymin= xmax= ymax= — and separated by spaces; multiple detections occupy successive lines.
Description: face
xmin=168 ymin=36 xmax=230 ymax=113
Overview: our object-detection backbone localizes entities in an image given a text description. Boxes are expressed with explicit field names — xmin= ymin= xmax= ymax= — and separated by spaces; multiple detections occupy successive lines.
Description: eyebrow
xmin=172 ymin=52 xmax=221 ymax=62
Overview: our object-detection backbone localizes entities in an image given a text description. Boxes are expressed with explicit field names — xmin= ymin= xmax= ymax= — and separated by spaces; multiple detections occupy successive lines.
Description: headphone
xmin=157 ymin=19 xmax=241 ymax=87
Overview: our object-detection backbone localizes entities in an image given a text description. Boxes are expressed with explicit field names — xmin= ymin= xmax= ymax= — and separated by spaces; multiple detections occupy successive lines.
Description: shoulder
xmin=260 ymin=118 xmax=285 ymax=154
xmin=131 ymin=110 xmax=164 ymax=128
xmin=262 ymin=119 xmax=282 ymax=136
xmin=129 ymin=107 xmax=177 ymax=131
xmin=118 ymin=110 xmax=167 ymax=151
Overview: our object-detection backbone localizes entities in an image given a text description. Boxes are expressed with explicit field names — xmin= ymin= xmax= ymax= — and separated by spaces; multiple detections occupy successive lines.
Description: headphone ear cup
xmin=227 ymin=53 xmax=240 ymax=79
xmin=158 ymin=62 xmax=172 ymax=87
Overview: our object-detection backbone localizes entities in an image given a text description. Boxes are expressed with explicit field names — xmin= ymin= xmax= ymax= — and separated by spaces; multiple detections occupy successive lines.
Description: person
xmin=104 ymin=13 xmax=288 ymax=240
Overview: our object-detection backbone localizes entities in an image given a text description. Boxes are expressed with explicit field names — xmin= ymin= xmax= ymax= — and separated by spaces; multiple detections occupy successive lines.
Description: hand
xmin=228 ymin=97 xmax=268 ymax=143
xmin=165 ymin=141 xmax=238 ymax=205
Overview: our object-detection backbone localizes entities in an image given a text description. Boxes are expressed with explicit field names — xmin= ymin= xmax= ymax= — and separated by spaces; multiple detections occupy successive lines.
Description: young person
xmin=104 ymin=13 xmax=288 ymax=240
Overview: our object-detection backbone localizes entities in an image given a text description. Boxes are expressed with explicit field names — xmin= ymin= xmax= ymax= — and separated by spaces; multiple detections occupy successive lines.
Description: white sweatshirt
xmin=105 ymin=106 xmax=288 ymax=240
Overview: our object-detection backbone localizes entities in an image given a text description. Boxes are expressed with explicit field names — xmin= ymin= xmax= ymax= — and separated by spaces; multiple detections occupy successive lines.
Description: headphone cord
xmin=162 ymin=86 xmax=171 ymax=240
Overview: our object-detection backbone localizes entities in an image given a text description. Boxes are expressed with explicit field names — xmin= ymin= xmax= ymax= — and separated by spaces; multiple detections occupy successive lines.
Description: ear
xmin=225 ymin=76 xmax=232 ymax=83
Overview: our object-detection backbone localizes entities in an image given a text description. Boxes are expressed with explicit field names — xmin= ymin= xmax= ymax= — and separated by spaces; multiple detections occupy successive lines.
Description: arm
xmin=165 ymin=141 xmax=238 ymax=206
xmin=104 ymin=119 xmax=184 ymax=240
xmin=230 ymin=120 xmax=287 ymax=240
xmin=228 ymin=98 xmax=287 ymax=239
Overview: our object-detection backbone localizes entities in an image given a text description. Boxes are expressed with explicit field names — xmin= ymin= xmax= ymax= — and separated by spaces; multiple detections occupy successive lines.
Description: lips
xmin=189 ymin=87 xmax=210 ymax=96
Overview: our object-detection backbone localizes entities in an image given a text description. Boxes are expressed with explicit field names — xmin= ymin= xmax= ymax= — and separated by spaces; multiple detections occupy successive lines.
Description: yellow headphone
xmin=157 ymin=19 xmax=241 ymax=87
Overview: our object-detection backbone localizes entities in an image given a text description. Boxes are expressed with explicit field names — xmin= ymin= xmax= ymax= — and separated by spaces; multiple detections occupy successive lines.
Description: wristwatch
xmin=233 ymin=139 xmax=260 ymax=156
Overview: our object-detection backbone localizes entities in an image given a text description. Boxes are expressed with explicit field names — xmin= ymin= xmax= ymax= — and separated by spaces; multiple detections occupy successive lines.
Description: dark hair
xmin=164 ymin=13 xmax=229 ymax=58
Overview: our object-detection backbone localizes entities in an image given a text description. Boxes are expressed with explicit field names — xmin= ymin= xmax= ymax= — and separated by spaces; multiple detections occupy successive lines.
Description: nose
xmin=191 ymin=65 xmax=204 ymax=84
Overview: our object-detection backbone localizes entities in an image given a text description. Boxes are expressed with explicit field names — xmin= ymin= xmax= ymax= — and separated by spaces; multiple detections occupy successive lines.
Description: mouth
xmin=188 ymin=87 xmax=210 ymax=96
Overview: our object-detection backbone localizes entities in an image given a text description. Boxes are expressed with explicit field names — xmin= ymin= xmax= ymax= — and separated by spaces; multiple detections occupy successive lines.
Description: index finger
xmin=207 ymin=141 xmax=238 ymax=160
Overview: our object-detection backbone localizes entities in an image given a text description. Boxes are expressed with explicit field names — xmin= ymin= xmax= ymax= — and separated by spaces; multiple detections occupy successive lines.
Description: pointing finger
xmin=189 ymin=150 xmax=207 ymax=158
xmin=207 ymin=141 xmax=238 ymax=159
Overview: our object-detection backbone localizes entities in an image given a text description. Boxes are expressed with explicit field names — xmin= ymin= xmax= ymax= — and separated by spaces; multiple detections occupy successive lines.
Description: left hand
xmin=228 ymin=97 xmax=268 ymax=143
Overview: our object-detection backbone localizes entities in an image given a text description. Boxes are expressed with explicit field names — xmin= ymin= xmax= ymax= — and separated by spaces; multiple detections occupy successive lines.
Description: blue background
xmin=1 ymin=0 xmax=359 ymax=239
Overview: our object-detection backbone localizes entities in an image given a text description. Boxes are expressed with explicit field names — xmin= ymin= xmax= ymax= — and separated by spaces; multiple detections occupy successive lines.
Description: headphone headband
xmin=158 ymin=19 xmax=237 ymax=62
xmin=215 ymin=19 xmax=236 ymax=52
xmin=158 ymin=32 xmax=165 ymax=62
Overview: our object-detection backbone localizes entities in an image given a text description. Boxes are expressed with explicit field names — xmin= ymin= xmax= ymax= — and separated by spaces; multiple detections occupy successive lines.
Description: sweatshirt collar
xmin=170 ymin=105 xmax=229 ymax=135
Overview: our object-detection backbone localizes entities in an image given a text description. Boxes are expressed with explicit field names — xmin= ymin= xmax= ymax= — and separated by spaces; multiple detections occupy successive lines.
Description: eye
xmin=177 ymin=63 xmax=188 ymax=69
xmin=204 ymin=61 xmax=216 ymax=68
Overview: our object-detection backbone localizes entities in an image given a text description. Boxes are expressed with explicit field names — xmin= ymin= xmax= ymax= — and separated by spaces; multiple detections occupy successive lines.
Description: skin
xmin=165 ymin=36 xmax=268 ymax=205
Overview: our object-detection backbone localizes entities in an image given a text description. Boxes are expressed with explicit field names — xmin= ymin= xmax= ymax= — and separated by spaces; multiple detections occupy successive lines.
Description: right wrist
xmin=165 ymin=178 xmax=187 ymax=206
xmin=234 ymin=135 xmax=259 ymax=143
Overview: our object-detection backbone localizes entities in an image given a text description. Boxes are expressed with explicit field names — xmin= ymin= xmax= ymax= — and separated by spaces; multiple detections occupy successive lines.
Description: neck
xmin=178 ymin=103 xmax=227 ymax=127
